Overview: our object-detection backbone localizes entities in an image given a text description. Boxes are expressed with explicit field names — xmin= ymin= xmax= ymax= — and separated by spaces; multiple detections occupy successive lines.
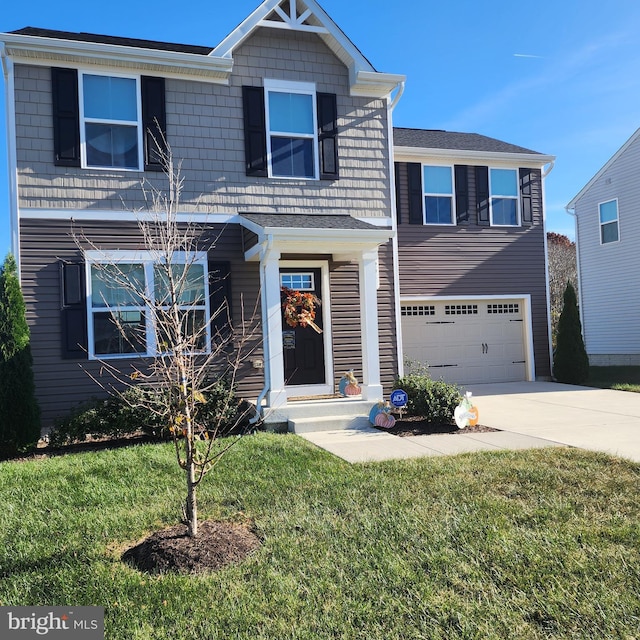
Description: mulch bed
xmin=122 ymin=520 xmax=262 ymax=575
xmin=377 ymin=415 xmax=498 ymax=438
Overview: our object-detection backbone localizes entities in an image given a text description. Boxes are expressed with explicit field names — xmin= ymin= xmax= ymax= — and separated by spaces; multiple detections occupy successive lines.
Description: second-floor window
xmin=599 ymin=199 xmax=619 ymax=244
xmin=80 ymin=73 xmax=142 ymax=170
xmin=423 ymin=165 xmax=455 ymax=225
xmin=265 ymin=80 xmax=317 ymax=179
xmin=490 ymin=168 xmax=519 ymax=226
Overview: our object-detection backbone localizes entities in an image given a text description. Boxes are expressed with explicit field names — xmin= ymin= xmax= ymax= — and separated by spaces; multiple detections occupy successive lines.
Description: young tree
xmin=547 ymin=232 xmax=577 ymax=345
xmin=0 ymin=254 xmax=41 ymax=457
xmin=553 ymin=281 xmax=589 ymax=385
xmin=79 ymin=145 xmax=259 ymax=537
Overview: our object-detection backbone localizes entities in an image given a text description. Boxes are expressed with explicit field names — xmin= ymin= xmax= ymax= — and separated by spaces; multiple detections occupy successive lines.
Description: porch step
xmin=289 ymin=414 xmax=372 ymax=434
xmin=283 ymin=397 xmax=373 ymax=421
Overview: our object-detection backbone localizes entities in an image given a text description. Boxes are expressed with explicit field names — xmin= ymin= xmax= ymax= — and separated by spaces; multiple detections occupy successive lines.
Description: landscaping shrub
xmin=50 ymin=377 xmax=248 ymax=447
xmin=394 ymin=364 xmax=461 ymax=423
xmin=553 ymin=281 xmax=589 ymax=384
xmin=0 ymin=254 xmax=40 ymax=457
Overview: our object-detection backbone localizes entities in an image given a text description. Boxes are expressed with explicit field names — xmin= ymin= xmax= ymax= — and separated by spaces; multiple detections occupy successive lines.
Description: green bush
xmin=50 ymin=378 xmax=249 ymax=447
xmin=394 ymin=365 xmax=461 ymax=423
xmin=0 ymin=254 xmax=40 ymax=458
xmin=553 ymin=281 xmax=589 ymax=384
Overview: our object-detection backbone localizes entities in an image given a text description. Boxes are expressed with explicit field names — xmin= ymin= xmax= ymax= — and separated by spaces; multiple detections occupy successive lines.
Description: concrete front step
xmin=289 ymin=415 xmax=372 ymax=434
xmin=284 ymin=397 xmax=372 ymax=421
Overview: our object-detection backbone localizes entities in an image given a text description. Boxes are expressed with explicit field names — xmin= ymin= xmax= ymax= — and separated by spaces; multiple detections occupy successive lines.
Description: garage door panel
xmin=401 ymin=299 xmax=527 ymax=385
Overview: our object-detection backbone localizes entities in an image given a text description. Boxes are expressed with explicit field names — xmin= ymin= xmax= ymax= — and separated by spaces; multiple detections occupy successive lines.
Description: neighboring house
xmin=566 ymin=127 xmax=640 ymax=366
xmin=0 ymin=0 xmax=554 ymax=430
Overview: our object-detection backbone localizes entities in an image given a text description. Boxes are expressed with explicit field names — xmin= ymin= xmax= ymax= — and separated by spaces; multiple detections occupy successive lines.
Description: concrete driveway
xmin=468 ymin=381 xmax=640 ymax=463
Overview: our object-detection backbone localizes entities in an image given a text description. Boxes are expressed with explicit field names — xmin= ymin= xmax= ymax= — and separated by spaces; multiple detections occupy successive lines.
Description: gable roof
xmin=393 ymin=127 xmax=554 ymax=166
xmin=1 ymin=1 xmax=405 ymax=97
xmin=213 ymin=0 xmax=405 ymax=98
xmin=566 ymin=126 xmax=640 ymax=210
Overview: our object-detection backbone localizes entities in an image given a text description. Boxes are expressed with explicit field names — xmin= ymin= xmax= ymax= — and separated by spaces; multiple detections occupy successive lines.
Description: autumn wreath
xmin=281 ymin=287 xmax=322 ymax=334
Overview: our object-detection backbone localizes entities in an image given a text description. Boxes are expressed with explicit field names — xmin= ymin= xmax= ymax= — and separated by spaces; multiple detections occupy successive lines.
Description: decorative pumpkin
xmin=369 ymin=401 xmax=396 ymax=429
xmin=454 ymin=391 xmax=479 ymax=429
xmin=374 ymin=411 xmax=395 ymax=429
xmin=339 ymin=370 xmax=361 ymax=396
xmin=281 ymin=287 xmax=322 ymax=334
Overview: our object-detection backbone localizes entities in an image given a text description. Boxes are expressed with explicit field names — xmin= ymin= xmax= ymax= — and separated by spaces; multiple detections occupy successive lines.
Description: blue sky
xmin=2 ymin=0 xmax=640 ymax=255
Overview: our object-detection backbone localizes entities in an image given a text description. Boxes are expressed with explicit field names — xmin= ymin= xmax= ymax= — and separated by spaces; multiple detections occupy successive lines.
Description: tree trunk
xmin=186 ymin=458 xmax=198 ymax=537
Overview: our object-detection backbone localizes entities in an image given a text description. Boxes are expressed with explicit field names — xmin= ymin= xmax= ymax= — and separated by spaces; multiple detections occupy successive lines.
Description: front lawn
xmin=1 ymin=434 xmax=639 ymax=639
xmin=587 ymin=365 xmax=640 ymax=393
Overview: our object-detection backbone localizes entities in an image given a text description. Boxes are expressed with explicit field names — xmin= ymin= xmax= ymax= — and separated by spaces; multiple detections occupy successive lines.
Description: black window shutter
xmin=407 ymin=163 xmax=423 ymax=225
xmin=317 ymin=92 xmax=339 ymax=180
xmin=51 ymin=68 xmax=80 ymax=167
xmin=475 ymin=166 xmax=490 ymax=225
xmin=394 ymin=162 xmax=403 ymax=224
xmin=141 ymin=76 xmax=166 ymax=172
xmin=519 ymin=168 xmax=538 ymax=226
xmin=242 ymin=86 xmax=267 ymax=177
xmin=208 ymin=261 xmax=232 ymax=339
xmin=60 ymin=260 xmax=87 ymax=359
xmin=454 ymin=165 xmax=469 ymax=224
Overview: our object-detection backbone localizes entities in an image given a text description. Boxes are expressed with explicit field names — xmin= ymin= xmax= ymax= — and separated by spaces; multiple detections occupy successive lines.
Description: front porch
xmin=239 ymin=213 xmax=397 ymax=431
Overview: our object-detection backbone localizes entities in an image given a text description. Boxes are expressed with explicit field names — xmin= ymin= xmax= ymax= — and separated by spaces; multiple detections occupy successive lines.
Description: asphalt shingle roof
xmin=240 ymin=214 xmax=386 ymax=231
xmin=393 ymin=127 xmax=543 ymax=155
xmin=9 ymin=27 xmax=213 ymax=55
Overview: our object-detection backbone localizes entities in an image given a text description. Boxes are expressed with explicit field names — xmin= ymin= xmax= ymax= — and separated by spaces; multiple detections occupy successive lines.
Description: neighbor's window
xmin=599 ymin=199 xmax=619 ymax=244
xmin=265 ymin=80 xmax=317 ymax=179
xmin=87 ymin=253 xmax=209 ymax=358
xmin=81 ymin=73 xmax=141 ymax=170
xmin=490 ymin=168 xmax=519 ymax=226
xmin=423 ymin=165 xmax=455 ymax=224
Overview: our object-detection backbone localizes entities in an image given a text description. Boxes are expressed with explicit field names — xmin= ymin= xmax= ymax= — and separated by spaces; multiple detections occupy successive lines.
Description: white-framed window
xmin=79 ymin=72 xmax=143 ymax=170
xmin=86 ymin=251 xmax=210 ymax=359
xmin=599 ymin=199 xmax=619 ymax=244
xmin=423 ymin=165 xmax=455 ymax=225
xmin=265 ymin=79 xmax=318 ymax=179
xmin=490 ymin=168 xmax=519 ymax=226
xmin=280 ymin=272 xmax=315 ymax=291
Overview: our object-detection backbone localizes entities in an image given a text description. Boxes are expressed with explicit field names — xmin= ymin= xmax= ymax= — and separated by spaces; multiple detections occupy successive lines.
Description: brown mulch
xmin=122 ymin=520 xmax=262 ymax=575
xmin=377 ymin=415 xmax=498 ymax=437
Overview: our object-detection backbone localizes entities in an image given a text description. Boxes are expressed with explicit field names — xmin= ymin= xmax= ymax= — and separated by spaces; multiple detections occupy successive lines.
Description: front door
xmin=281 ymin=268 xmax=326 ymax=386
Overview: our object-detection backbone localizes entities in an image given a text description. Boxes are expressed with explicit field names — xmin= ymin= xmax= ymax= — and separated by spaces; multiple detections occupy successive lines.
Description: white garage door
xmin=401 ymin=299 xmax=526 ymax=385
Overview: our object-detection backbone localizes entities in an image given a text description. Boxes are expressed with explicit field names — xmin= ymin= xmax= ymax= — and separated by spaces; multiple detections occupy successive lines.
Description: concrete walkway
xmin=300 ymin=382 xmax=640 ymax=464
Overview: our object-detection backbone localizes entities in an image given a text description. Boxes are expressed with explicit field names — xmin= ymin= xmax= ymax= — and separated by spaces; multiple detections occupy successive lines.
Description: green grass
xmin=1 ymin=435 xmax=640 ymax=639
xmin=586 ymin=366 xmax=640 ymax=392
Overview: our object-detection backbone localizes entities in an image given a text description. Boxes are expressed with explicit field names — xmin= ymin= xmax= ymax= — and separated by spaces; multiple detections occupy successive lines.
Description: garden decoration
xmin=339 ymin=370 xmax=362 ymax=396
xmin=369 ymin=400 xmax=396 ymax=429
xmin=454 ymin=391 xmax=479 ymax=429
xmin=281 ymin=287 xmax=322 ymax=334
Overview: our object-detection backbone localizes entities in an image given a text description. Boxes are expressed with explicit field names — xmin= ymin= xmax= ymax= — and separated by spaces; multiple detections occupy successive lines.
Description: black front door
xmin=281 ymin=268 xmax=326 ymax=386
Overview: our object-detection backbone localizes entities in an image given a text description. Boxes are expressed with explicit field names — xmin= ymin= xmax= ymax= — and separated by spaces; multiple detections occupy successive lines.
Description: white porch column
xmin=262 ymin=246 xmax=287 ymax=408
xmin=359 ymin=249 xmax=384 ymax=401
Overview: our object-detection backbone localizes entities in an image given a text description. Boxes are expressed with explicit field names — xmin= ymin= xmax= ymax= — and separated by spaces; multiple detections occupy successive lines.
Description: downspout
xmin=564 ymin=203 xmax=585 ymax=337
xmin=388 ymin=80 xmax=405 ymax=377
xmin=249 ymin=234 xmax=273 ymax=424
xmin=541 ymin=160 xmax=556 ymax=379
xmin=1 ymin=44 xmax=19 ymax=274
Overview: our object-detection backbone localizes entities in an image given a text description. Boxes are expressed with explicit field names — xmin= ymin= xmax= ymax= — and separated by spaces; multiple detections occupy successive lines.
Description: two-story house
xmin=0 ymin=0 xmax=554 ymax=430
xmin=566 ymin=127 xmax=640 ymax=366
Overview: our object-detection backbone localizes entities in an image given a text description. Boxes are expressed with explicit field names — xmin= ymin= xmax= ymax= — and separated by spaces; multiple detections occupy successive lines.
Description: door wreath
xmin=281 ymin=287 xmax=322 ymax=334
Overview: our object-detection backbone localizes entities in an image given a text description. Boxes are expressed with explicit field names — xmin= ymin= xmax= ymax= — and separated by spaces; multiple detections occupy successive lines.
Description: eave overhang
xmin=0 ymin=32 xmax=233 ymax=83
xmin=394 ymin=145 xmax=555 ymax=168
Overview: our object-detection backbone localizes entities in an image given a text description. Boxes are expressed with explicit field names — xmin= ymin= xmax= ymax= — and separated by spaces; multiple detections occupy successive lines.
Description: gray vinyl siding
xmin=19 ymin=219 xmax=263 ymax=425
xmin=573 ymin=135 xmax=640 ymax=361
xmin=14 ymin=28 xmax=392 ymax=220
xmin=395 ymin=161 xmax=551 ymax=379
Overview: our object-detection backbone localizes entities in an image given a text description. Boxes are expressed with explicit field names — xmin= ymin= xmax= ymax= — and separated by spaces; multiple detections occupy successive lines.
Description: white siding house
xmin=566 ymin=127 xmax=640 ymax=365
